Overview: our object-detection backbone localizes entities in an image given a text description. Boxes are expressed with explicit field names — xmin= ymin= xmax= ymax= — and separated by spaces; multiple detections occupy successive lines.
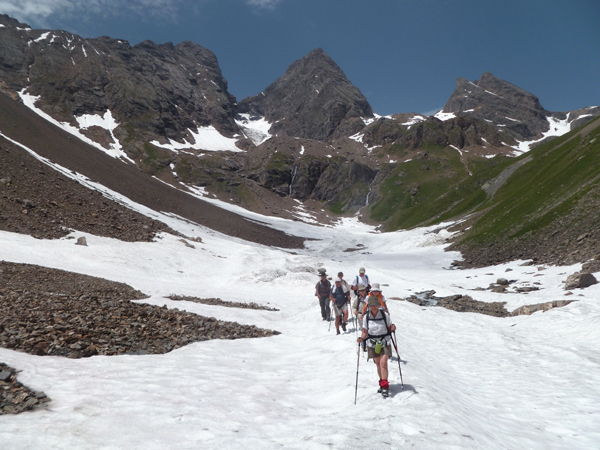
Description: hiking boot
xmin=341 ymin=323 xmax=347 ymax=332
xmin=381 ymin=388 xmax=389 ymax=398
xmin=336 ymin=329 xmax=340 ymax=335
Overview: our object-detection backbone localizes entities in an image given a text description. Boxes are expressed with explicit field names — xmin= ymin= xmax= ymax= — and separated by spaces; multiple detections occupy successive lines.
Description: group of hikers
xmin=314 ymin=267 xmax=401 ymax=399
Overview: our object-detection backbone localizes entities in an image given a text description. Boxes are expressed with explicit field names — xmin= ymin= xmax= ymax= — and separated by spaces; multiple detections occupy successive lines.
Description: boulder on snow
xmin=509 ymin=300 xmax=575 ymax=316
xmin=564 ymin=272 xmax=597 ymax=290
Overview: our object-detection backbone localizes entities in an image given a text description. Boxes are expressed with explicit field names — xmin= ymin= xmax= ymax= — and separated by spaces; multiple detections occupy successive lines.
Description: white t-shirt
xmin=362 ymin=309 xmax=393 ymax=347
xmin=352 ymin=274 xmax=369 ymax=289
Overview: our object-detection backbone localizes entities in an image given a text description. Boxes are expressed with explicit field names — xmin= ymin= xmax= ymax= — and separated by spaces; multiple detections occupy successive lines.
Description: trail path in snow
xmin=1 ymin=212 xmax=599 ymax=449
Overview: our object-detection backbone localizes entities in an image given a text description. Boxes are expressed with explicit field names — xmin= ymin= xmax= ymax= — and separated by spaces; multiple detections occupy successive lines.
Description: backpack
xmin=365 ymin=309 xmax=391 ymax=340
xmin=330 ymin=285 xmax=349 ymax=306
xmin=361 ymin=293 xmax=386 ymax=315
xmin=316 ymin=280 xmax=331 ymax=296
xmin=354 ymin=274 xmax=369 ymax=286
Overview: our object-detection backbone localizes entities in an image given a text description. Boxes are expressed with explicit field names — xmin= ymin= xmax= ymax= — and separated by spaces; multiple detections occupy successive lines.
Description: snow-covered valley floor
xmin=1 ymin=208 xmax=599 ymax=449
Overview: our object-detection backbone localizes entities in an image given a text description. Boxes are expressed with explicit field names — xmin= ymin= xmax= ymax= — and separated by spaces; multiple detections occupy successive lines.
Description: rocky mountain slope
xmin=0 ymin=91 xmax=304 ymax=249
xmin=2 ymin=14 xmax=600 ymax=267
xmin=0 ymin=14 xmax=239 ymax=160
xmin=448 ymin=115 xmax=600 ymax=267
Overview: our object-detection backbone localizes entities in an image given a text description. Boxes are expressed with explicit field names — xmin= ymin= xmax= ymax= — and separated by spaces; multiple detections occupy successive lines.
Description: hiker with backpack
xmin=352 ymin=284 xmax=368 ymax=327
xmin=360 ymin=282 xmax=388 ymax=315
xmin=337 ymin=271 xmax=351 ymax=292
xmin=357 ymin=295 xmax=396 ymax=398
xmin=315 ymin=271 xmax=332 ymax=321
xmin=330 ymin=277 xmax=350 ymax=334
xmin=351 ymin=267 xmax=370 ymax=298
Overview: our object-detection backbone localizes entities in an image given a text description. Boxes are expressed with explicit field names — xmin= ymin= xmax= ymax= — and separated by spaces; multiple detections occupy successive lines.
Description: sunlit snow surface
xmin=150 ymin=125 xmax=241 ymax=152
xmin=513 ymin=115 xmax=574 ymax=152
xmin=235 ymin=113 xmax=273 ymax=146
xmin=434 ymin=110 xmax=457 ymax=121
xmin=400 ymin=114 xmax=427 ymax=126
xmin=1 ymin=139 xmax=600 ymax=449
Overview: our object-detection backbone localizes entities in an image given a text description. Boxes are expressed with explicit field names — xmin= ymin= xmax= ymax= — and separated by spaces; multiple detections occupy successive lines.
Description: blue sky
xmin=2 ymin=0 xmax=599 ymax=116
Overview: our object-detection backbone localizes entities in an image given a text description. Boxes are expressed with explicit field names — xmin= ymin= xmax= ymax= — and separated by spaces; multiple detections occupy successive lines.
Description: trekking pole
xmin=347 ymin=300 xmax=357 ymax=336
xmin=354 ymin=341 xmax=361 ymax=404
xmin=390 ymin=332 xmax=404 ymax=389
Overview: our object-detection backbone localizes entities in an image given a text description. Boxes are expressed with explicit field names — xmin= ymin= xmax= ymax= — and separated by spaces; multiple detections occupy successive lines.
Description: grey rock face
xmin=567 ymin=106 xmax=600 ymax=129
xmin=0 ymin=15 xmax=239 ymax=156
xmin=442 ymin=72 xmax=550 ymax=142
xmin=238 ymin=48 xmax=373 ymax=141
xmin=509 ymin=300 xmax=574 ymax=316
xmin=361 ymin=114 xmax=510 ymax=150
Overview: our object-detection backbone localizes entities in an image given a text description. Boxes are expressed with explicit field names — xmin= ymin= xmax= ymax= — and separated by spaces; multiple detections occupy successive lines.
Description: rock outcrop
xmin=361 ymin=114 xmax=510 ymax=150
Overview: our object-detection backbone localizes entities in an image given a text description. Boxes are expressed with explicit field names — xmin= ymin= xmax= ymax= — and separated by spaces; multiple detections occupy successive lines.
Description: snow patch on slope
xmin=512 ymin=115 xmax=573 ymax=152
xmin=235 ymin=114 xmax=272 ymax=146
xmin=401 ymin=115 xmax=427 ymax=126
xmin=434 ymin=111 xmax=457 ymax=121
xmin=19 ymin=89 xmax=133 ymax=162
xmin=150 ymin=126 xmax=241 ymax=152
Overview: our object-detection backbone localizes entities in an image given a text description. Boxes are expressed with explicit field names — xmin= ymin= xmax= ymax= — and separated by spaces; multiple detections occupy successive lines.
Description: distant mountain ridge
xmin=3 ymin=13 xmax=600 ymax=269
xmin=1 ymin=13 xmax=597 ymax=161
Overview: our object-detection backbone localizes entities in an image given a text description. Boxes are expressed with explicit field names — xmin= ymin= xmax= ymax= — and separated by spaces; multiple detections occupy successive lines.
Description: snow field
xmin=0 ymin=211 xmax=599 ymax=449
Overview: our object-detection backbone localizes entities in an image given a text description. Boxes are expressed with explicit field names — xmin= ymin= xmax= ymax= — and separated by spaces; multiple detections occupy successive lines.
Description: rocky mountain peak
xmin=283 ymin=47 xmax=344 ymax=81
xmin=444 ymin=72 xmax=546 ymax=115
xmin=441 ymin=72 xmax=551 ymax=142
xmin=0 ymin=13 xmax=28 ymax=29
xmin=238 ymin=48 xmax=373 ymax=141
xmin=475 ymin=72 xmax=544 ymax=111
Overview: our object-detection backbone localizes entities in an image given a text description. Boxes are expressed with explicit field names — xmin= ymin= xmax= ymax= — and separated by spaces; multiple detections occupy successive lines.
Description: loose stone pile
xmin=168 ymin=294 xmax=279 ymax=311
xmin=0 ymin=262 xmax=279 ymax=359
xmin=0 ymin=363 xmax=50 ymax=415
xmin=0 ymin=139 xmax=174 ymax=241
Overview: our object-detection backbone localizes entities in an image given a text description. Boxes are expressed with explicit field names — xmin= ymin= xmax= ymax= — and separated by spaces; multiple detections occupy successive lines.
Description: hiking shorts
xmin=368 ymin=344 xmax=392 ymax=359
xmin=332 ymin=302 xmax=348 ymax=316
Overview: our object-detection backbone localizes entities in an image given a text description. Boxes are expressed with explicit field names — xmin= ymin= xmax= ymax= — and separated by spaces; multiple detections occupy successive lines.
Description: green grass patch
xmin=369 ymin=148 xmax=519 ymax=230
xmin=457 ymin=116 xmax=600 ymax=246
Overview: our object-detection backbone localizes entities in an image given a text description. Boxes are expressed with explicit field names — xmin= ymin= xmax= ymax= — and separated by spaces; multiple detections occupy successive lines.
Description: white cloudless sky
xmin=2 ymin=0 xmax=599 ymax=115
